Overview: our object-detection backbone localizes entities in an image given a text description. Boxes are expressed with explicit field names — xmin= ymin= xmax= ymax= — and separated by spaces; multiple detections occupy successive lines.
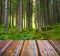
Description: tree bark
xmin=37 ymin=0 xmax=43 ymax=30
xmin=4 ymin=0 xmax=8 ymax=32
xmin=44 ymin=0 xmax=49 ymax=26
xmin=53 ymin=0 xmax=58 ymax=24
xmin=0 ymin=0 xmax=2 ymax=24
xmin=26 ymin=0 xmax=32 ymax=29
xmin=18 ymin=0 xmax=22 ymax=31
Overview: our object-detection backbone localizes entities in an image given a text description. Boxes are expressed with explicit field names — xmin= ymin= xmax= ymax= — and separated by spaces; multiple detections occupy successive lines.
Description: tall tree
xmin=18 ymin=0 xmax=22 ymax=31
xmin=26 ymin=0 xmax=33 ymax=29
xmin=9 ymin=0 xmax=11 ymax=26
xmin=53 ymin=0 xmax=58 ymax=24
xmin=4 ymin=0 xmax=8 ymax=32
xmin=44 ymin=0 xmax=49 ymax=26
xmin=37 ymin=0 xmax=42 ymax=30
xmin=57 ymin=0 xmax=60 ymax=23
xmin=52 ymin=0 xmax=60 ymax=24
xmin=0 ymin=0 xmax=2 ymax=24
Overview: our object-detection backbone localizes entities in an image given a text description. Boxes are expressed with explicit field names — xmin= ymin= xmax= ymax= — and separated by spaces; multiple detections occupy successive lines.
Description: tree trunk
xmin=9 ymin=0 xmax=11 ymax=27
xmin=12 ymin=11 xmax=14 ymax=26
xmin=26 ymin=0 xmax=32 ymax=29
xmin=37 ymin=0 xmax=43 ymax=30
xmin=53 ymin=0 xmax=58 ymax=24
xmin=4 ymin=0 xmax=8 ymax=32
xmin=44 ymin=0 xmax=49 ymax=26
xmin=18 ymin=0 xmax=22 ymax=32
xmin=0 ymin=0 xmax=2 ymax=24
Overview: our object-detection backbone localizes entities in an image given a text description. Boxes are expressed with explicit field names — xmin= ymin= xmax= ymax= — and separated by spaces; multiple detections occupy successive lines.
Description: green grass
xmin=0 ymin=23 xmax=60 ymax=40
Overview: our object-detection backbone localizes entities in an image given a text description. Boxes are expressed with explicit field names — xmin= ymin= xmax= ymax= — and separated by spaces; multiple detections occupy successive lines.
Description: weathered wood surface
xmin=20 ymin=40 xmax=38 ymax=56
xmin=0 ymin=40 xmax=60 ymax=56
xmin=0 ymin=40 xmax=13 ymax=56
xmin=37 ymin=40 xmax=59 ymax=56
xmin=49 ymin=40 xmax=60 ymax=55
xmin=14 ymin=40 xmax=24 ymax=56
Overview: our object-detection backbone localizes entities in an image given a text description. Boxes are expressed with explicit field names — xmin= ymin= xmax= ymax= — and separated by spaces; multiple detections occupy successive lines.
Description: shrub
xmin=41 ymin=26 xmax=53 ymax=31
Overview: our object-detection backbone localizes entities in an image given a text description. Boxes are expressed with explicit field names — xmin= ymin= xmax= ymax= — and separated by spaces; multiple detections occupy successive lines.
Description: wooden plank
xmin=20 ymin=40 xmax=38 ymax=56
xmin=37 ymin=40 xmax=59 ymax=56
xmin=0 ymin=40 xmax=9 ymax=50
xmin=14 ymin=40 xmax=24 ymax=56
xmin=0 ymin=40 xmax=3 ymax=44
xmin=0 ymin=40 xmax=13 ymax=56
xmin=49 ymin=40 xmax=60 ymax=55
xmin=2 ymin=40 xmax=19 ymax=56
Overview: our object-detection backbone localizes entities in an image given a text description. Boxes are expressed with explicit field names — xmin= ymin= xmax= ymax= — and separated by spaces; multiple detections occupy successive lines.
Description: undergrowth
xmin=0 ymin=23 xmax=60 ymax=40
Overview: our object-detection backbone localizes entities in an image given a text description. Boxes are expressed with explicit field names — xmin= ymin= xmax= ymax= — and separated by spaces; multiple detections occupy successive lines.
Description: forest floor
xmin=0 ymin=23 xmax=60 ymax=40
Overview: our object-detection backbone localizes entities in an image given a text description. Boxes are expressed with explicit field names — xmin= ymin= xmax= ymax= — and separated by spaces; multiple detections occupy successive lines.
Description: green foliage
xmin=41 ymin=26 xmax=54 ymax=31
xmin=0 ymin=23 xmax=60 ymax=40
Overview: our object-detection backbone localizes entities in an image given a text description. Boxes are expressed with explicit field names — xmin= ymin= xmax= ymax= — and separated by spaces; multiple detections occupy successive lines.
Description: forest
xmin=0 ymin=0 xmax=60 ymax=40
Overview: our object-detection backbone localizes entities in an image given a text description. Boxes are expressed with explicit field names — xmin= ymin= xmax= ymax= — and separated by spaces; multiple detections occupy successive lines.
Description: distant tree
xmin=4 ymin=0 xmax=8 ymax=32
xmin=0 ymin=0 xmax=2 ymax=24
xmin=44 ymin=0 xmax=49 ymax=26
xmin=9 ymin=0 xmax=12 ymax=27
xmin=18 ymin=0 xmax=22 ymax=31
xmin=57 ymin=0 xmax=60 ymax=23
xmin=53 ymin=0 xmax=60 ymax=24
xmin=26 ymin=0 xmax=33 ymax=29
xmin=53 ymin=0 xmax=58 ymax=24
xmin=37 ymin=0 xmax=42 ymax=30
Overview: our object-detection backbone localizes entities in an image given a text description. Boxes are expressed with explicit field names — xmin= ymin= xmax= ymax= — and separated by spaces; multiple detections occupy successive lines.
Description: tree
xmin=0 ymin=0 xmax=2 ymax=24
xmin=4 ymin=0 xmax=8 ymax=32
xmin=53 ymin=0 xmax=58 ymax=24
xmin=57 ymin=0 xmax=60 ymax=23
xmin=26 ymin=0 xmax=33 ymax=29
xmin=18 ymin=0 xmax=22 ymax=31
xmin=37 ymin=0 xmax=42 ymax=30
xmin=54 ymin=0 xmax=60 ymax=23
xmin=44 ymin=0 xmax=49 ymax=26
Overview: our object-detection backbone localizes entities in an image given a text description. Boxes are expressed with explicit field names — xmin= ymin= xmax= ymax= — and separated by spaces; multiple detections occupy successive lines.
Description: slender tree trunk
xmin=56 ymin=0 xmax=60 ymax=23
xmin=35 ymin=0 xmax=38 ymax=29
xmin=44 ymin=0 xmax=49 ymax=26
xmin=26 ymin=0 xmax=30 ymax=29
xmin=0 ymin=0 xmax=2 ymax=24
xmin=26 ymin=0 xmax=32 ymax=29
xmin=2 ymin=0 xmax=5 ymax=24
xmin=12 ymin=11 xmax=14 ymax=26
xmin=9 ymin=0 xmax=11 ymax=27
xmin=16 ymin=10 xmax=18 ymax=26
xmin=16 ymin=4 xmax=18 ymax=26
xmin=4 ymin=0 xmax=8 ymax=32
xmin=37 ymin=0 xmax=43 ymax=30
xmin=18 ymin=0 xmax=22 ymax=31
xmin=53 ymin=0 xmax=57 ymax=24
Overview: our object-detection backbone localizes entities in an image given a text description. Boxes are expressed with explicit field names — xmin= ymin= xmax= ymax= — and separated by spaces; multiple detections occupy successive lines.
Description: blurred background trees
xmin=0 ymin=0 xmax=60 ymax=32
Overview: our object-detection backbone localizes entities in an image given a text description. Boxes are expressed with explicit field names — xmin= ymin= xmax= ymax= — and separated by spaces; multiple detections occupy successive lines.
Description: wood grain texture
xmin=14 ymin=40 xmax=24 ymax=56
xmin=37 ymin=40 xmax=59 ymax=56
xmin=20 ymin=40 xmax=38 ymax=56
xmin=0 ymin=40 xmax=60 ymax=56
xmin=49 ymin=40 xmax=60 ymax=55
xmin=0 ymin=40 xmax=9 ymax=50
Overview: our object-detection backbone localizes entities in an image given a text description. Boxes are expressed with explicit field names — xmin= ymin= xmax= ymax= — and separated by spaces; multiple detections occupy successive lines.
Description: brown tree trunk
xmin=0 ymin=0 xmax=2 ymax=24
xmin=53 ymin=0 xmax=57 ymax=24
xmin=37 ymin=0 xmax=43 ymax=30
xmin=18 ymin=0 xmax=22 ymax=32
xmin=44 ymin=0 xmax=49 ymax=26
xmin=4 ymin=0 xmax=8 ymax=32
xmin=26 ymin=0 xmax=32 ymax=29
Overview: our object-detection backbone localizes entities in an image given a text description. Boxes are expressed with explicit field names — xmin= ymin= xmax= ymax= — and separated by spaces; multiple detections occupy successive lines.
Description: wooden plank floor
xmin=0 ymin=40 xmax=60 ymax=56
